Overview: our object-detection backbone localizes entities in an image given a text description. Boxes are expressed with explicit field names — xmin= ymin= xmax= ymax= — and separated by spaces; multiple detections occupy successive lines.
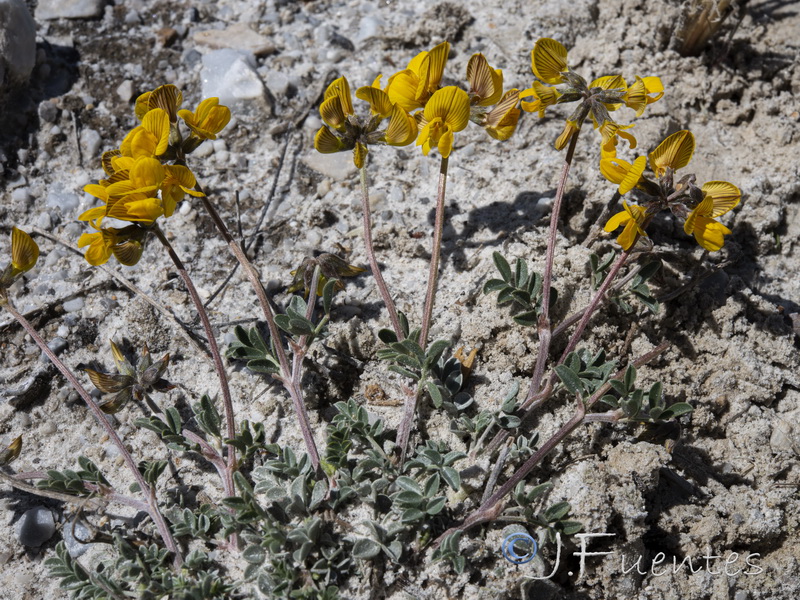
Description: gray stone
xmin=15 ymin=507 xmax=56 ymax=547
xmin=63 ymin=519 xmax=92 ymax=558
xmin=0 ymin=0 xmax=36 ymax=84
xmin=36 ymin=0 xmax=105 ymax=20
xmin=38 ymin=100 xmax=59 ymax=123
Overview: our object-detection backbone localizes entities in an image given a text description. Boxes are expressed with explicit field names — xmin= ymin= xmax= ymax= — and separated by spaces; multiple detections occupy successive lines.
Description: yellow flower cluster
xmin=314 ymin=41 xmax=521 ymax=164
xmin=78 ymin=85 xmax=231 ymax=266
xmin=521 ymin=38 xmax=663 ymax=151
xmin=602 ymin=130 xmax=740 ymax=252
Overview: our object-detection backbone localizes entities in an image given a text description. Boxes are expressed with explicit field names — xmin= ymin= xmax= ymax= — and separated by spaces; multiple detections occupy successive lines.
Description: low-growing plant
xmin=0 ymin=34 xmax=741 ymax=599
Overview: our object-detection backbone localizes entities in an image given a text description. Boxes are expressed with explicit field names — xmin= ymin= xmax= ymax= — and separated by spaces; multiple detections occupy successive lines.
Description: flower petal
xmin=691 ymin=216 xmax=731 ymax=252
xmin=314 ymin=126 xmax=347 ymax=154
xmin=604 ymin=210 xmax=631 ymax=232
xmin=356 ymin=85 xmax=393 ymax=118
xmin=319 ymin=95 xmax=347 ymax=130
xmin=353 ymin=142 xmax=368 ymax=169
xmin=11 ymin=227 xmax=39 ymax=273
xmin=599 ymin=158 xmax=631 ymax=185
xmin=384 ymin=104 xmax=418 ymax=146
xmin=619 ymin=156 xmax=647 ymax=195
xmin=531 ymin=38 xmax=568 ymax=84
xmin=423 ymin=86 xmax=470 ymax=132
xmin=702 ymin=181 xmax=741 ymax=217
xmin=484 ymin=89 xmax=520 ymax=140
xmin=649 ymin=130 xmax=695 ymax=176
xmin=641 ymin=76 xmax=664 ymax=104
xmin=467 ymin=53 xmax=503 ymax=106
xmin=420 ymin=41 xmax=450 ymax=95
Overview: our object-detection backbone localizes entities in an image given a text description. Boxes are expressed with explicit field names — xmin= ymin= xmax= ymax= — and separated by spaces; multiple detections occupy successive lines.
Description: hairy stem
xmin=152 ymin=226 xmax=237 ymax=500
xmin=359 ymin=167 xmax=403 ymax=339
xmin=1 ymin=302 xmax=182 ymax=565
xmin=434 ymin=341 xmax=669 ymax=547
xmin=196 ymin=193 xmax=321 ymax=473
xmin=526 ymin=132 xmax=581 ymax=406
xmin=419 ymin=156 xmax=450 ymax=349
xmin=395 ymin=157 xmax=450 ymax=464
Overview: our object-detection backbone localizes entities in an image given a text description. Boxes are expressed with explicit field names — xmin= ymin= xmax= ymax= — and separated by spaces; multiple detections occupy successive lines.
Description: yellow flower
xmin=106 ymin=157 xmax=165 ymax=199
xmin=135 ymin=84 xmax=183 ymax=123
xmin=416 ymin=86 xmax=471 ymax=157
xmin=683 ymin=181 xmax=741 ymax=251
xmin=78 ymin=223 xmax=118 ymax=266
xmin=623 ymin=76 xmax=664 ymax=116
xmin=319 ymin=77 xmax=355 ymax=131
xmin=649 ymin=130 xmax=695 ymax=177
xmin=385 ymin=41 xmax=450 ymax=112
xmin=466 ymin=53 xmax=504 ymax=106
xmin=483 ymin=89 xmax=521 ymax=141
xmin=120 ymin=108 xmax=170 ymax=158
xmin=383 ymin=103 xmax=419 ymax=146
xmin=520 ymin=81 xmax=560 ymax=117
xmin=10 ymin=227 xmax=39 ymax=275
xmin=599 ymin=156 xmax=647 ymax=195
xmin=604 ymin=201 xmax=649 ymax=250
xmin=162 ymin=165 xmax=205 ymax=216
xmin=531 ymin=38 xmax=569 ymax=84
xmin=78 ymin=222 xmax=144 ymax=266
xmin=314 ymin=75 xmax=418 ymax=168
xmin=178 ymin=97 xmax=231 ymax=140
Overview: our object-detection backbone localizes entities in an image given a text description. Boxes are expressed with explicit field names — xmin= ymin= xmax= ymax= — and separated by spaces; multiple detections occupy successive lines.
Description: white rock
xmin=201 ymin=49 xmax=265 ymax=106
xmin=302 ymin=150 xmax=357 ymax=180
xmin=62 ymin=298 xmax=84 ymax=312
xmin=265 ymin=70 xmax=289 ymax=96
xmin=193 ymin=23 xmax=276 ymax=57
xmin=36 ymin=0 xmax=105 ymax=20
xmin=116 ymin=79 xmax=134 ymax=102
xmin=37 ymin=100 xmax=58 ymax=123
xmin=47 ymin=190 xmax=80 ymax=211
xmin=0 ymin=0 xmax=36 ymax=84
xmin=80 ymin=128 xmax=102 ymax=159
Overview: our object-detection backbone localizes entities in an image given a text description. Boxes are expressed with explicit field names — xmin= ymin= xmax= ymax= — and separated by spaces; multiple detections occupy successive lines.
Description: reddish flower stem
xmin=1 ymin=301 xmax=182 ymax=566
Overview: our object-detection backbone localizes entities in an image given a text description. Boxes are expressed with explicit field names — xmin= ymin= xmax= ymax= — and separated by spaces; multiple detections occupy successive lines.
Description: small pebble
xmin=15 ymin=507 xmax=56 ymax=547
xmin=46 ymin=336 xmax=68 ymax=354
xmin=38 ymin=100 xmax=58 ymax=123
xmin=80 ymin=128 xmax=102 ymax=158
xmin=39 ymin=421 xmax=57 ymax=436
xmin=37 ymin=211 xmax=52 ymax=230
xmin=62 ymin=298 xmax=84 ymax=312
xmin=116 ymin=79 xmax=134 ymax=102
xmin=10 ymin=187 xmax=31 ymax=206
